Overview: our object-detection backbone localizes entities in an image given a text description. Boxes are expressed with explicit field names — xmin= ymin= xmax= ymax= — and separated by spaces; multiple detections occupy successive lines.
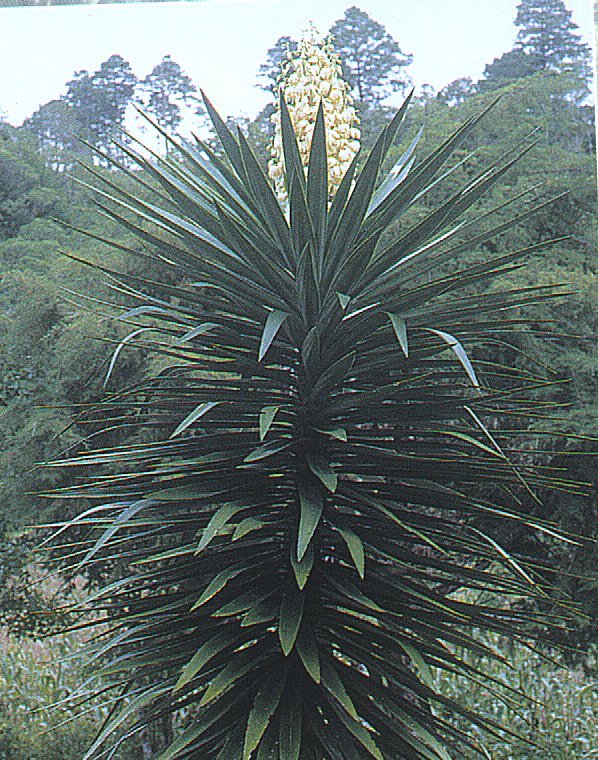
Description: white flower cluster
xmin=268 ymin=25 xmax=360 ymax=205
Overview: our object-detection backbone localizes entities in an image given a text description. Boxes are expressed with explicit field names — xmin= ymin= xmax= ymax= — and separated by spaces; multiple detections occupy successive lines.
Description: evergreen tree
xmin=436 ymin=77 xmax=477 ymax=106
xmin=64 ymin=55 xmax=137 ymax=154
xmin=329 ymin=6 xmax=412 ymax=106
xmin=136 ymin=55 xmax=199 ymax=135
xmin=514 ymin=0 xmax=592 ymax=83
xmin=23 ymin=100 xmax=89 ymax=171
xmin=257 ymin=36 xmax=298 ymax=95
xmin=477 ymin=49 xmax=540 ymax=92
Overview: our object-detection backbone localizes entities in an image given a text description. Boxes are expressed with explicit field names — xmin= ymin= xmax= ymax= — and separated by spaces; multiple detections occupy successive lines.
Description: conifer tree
xmin=136 ymin=55 xmax=199 ymax=135
xmin=514 ymin=0 xmax=592 ymax=82
xmin=329 ymin=6 xmax=412 ymax=106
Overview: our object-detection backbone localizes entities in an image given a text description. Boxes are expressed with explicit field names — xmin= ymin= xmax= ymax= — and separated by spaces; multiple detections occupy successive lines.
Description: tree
xmin=136 ymin=55 xmax=199 ymax=135
xmin=64 ymin=55 xmax=137 ymax=155
xmin=514 ymin=0 xmax=592 ymax=84
xmin=257 ymin=35 xmax=298 ymax=95
xmin=22 ymin=99 xmax=89 ymax=171
xmin=329 ymin=6 xmax=412 ymax=106
xmin=46 ymin=77 xmax=585 ymax=758
xmin=477 ymin=49 xmax=540 ymax=92
xmin=436 ymin=77 xmax=477 ymax=106
xmin=0 ymin=125 xmax=65 ymax=238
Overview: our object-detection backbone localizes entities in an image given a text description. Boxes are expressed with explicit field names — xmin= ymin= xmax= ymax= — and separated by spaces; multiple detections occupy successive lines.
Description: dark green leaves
xmin=258 ymin=309 xmax=288 ymax=361
xmin=279 ymin=589 xmax=305 ymax=655
xmin=387 ymin=312 xmax=409 ymax=358
xmin=243 ymin=673 xmax=287 ymax=759
xmin=46 ymin=87 xmax=580 ymax=760
xmin=297 ymin=478 xmax=325 ymax=562
xmin=171 ymin=401 xmax=220 ymax=438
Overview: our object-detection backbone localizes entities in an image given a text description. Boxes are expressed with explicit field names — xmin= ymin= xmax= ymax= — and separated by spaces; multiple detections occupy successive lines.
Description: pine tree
xmin=23 ymin=100 xmax=88 ymax=172
xmin=478 ymin=49 xmax=540 ymax=92
xmin=514 ymin=0 xmax=592 ymax=82
xmin=257 ymin=36 xmax=298 ymax=95
xmin=64 ymin=55 xmax=137 ymax=156
xmin=136 ymin=55 xmax=199 ymax=135
xmin=329 ymin=6 xmax=412 ymax=106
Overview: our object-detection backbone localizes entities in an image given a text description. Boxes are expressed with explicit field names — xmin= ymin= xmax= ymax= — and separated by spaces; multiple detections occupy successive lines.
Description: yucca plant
xmin=44 ymin=34 xmax=586 ymax=760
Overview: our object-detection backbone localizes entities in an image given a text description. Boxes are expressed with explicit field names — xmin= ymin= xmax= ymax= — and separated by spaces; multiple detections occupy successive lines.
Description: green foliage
xmin=478 ymin=49 xmax=541 ymax=93
xmin=0 ymin=628 xmax=133 ymax=760
xmin=257 ymin=36 xmax=299 ymax=95
xmin=136 ymin=55 xmax=201 ymax=135
xmin=329 ymin=6 xmax=413 ymax=105
xmin=64 ymin=55 xmax=138 ymax=156
xmin=434 ymin=626 xmax=597 ymax=759
xmin=42 ymin=88 xmax=592 ymax=759
xmin=0 ymin=125 xmax=67 ymax=239
xmin=515 ymin=0 xmax=593 ymax=88
xmin=0 ymin=143 xmax=149 ymax=527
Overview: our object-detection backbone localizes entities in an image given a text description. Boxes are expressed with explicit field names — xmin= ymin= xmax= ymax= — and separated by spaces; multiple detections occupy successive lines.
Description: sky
xmin=0 ymin=0 xmax=595 ymax=127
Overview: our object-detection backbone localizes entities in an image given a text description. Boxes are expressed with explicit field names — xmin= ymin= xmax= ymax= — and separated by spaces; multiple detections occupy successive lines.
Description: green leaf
xmin=199 ymin=654 xmax=257 ymax=707
xmin=279 ymin=93 xmax=306 ymax=196
xmin=337 ymin=527 xmax=365 ymax=579
xmin=191 ymin=568 xmax=239 ymax=611
xmin=326 ymin=698 xmax=384 ymax=760
xmin=297 ymin=479 xmax=324 ymax=562
xmin=243 ymin=440 xmax=290 ymax=463
xmin=389 ymin=703 xmax=452 ymax=760
xmin=174 ymin=321 xmax=219 ymax=346
xmin=296 ymin=631 xmax=321 ymax=683
xmin=336 ymin=292 xmax=351 ymax=310
xmin=321 ymin=658 xmax=359 ymax=720
xmin=78 ymin=499 xmax=148 ymax=568
xmin=307 ymin=100 xmax=328 ymax=251
xmin=307 ymin=452 xmax=338 ymax=493
xmin=425 ymin=328 xmax=479 ymax=387
xmin=104 ymin=327 xmax=152 ymax=387
xmin=316 ymin=427 xmax=348 ymax=442
xmin=290 ymin=543 xmax=314 ymax=590
xmin=440 ymin=430 xmax=505 ymax=459
xmin=397 ymin=640 xmax=435 ymax=690
xmin=232 ymin=517 xmax=264 ymax=541
xmin=196 ymin=503 xmax=246 ymax=553
xmin=387 ymin=313 xmax=409 ymax=358
xmin=259 ymin=405 xmax=280 ymax=441
xmin=279 ymin=699 xmax=302 ymax=760
xmin=279 ymin=589 xmax=305 ymax=656
xmin=258 ymin=309 xmax=288 ymax=361
xmin=241 ymin=597 xmax=277 ymax=627
xmin=171 ymin=401 xmax=220 ymax=438
xmin=174 ymin=631 xmax=238 ymax=693
xmin=243 ymin=674 xmax=286 ymax=760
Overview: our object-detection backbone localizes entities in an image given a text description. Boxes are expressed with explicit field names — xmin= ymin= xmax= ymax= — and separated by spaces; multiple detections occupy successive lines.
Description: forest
xmin=0 ymin=1 xmax=596 ymax=758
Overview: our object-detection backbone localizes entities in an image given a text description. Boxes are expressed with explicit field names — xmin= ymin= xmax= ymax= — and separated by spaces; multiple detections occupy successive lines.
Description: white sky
xmin=0 ymin=0 xmax=595 ymax=126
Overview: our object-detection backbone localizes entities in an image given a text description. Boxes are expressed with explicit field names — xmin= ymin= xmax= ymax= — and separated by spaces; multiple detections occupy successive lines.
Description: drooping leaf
xmin=424 ymin=328 xmax=479 ymax=387
xmin=258 ymin=309 xmax=288 ymax=361
xmin=171 ymin=401 xmax=221 ymax=438
xmin=296 ymin=630 xmax=321 ymax=683
xmin=279 ymin=699 xmax=302 ymax=760
xmin=278 ymin=589 xmax=305 ymax=656
xmin=336 ymin=527 xmax=365 ymax=579
xmin=290 ymin=543 xmax=315 ymax=590
xmin=387 ymin=313 xmax=409 ymax=358
xmin=307 ymin=452 xmax=338 ymax=493
xmin=259 ymin=405 xmax=280 ymax=441
xmin=297 ymin=478 xmax=325 ymax=562
xmin=196 ymin=503 xmax=247 ymax=553
xmin=243 ymin=673 xmax=286 ymax=760
xmin=191 ymin=569 xmax=239 ymax=611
